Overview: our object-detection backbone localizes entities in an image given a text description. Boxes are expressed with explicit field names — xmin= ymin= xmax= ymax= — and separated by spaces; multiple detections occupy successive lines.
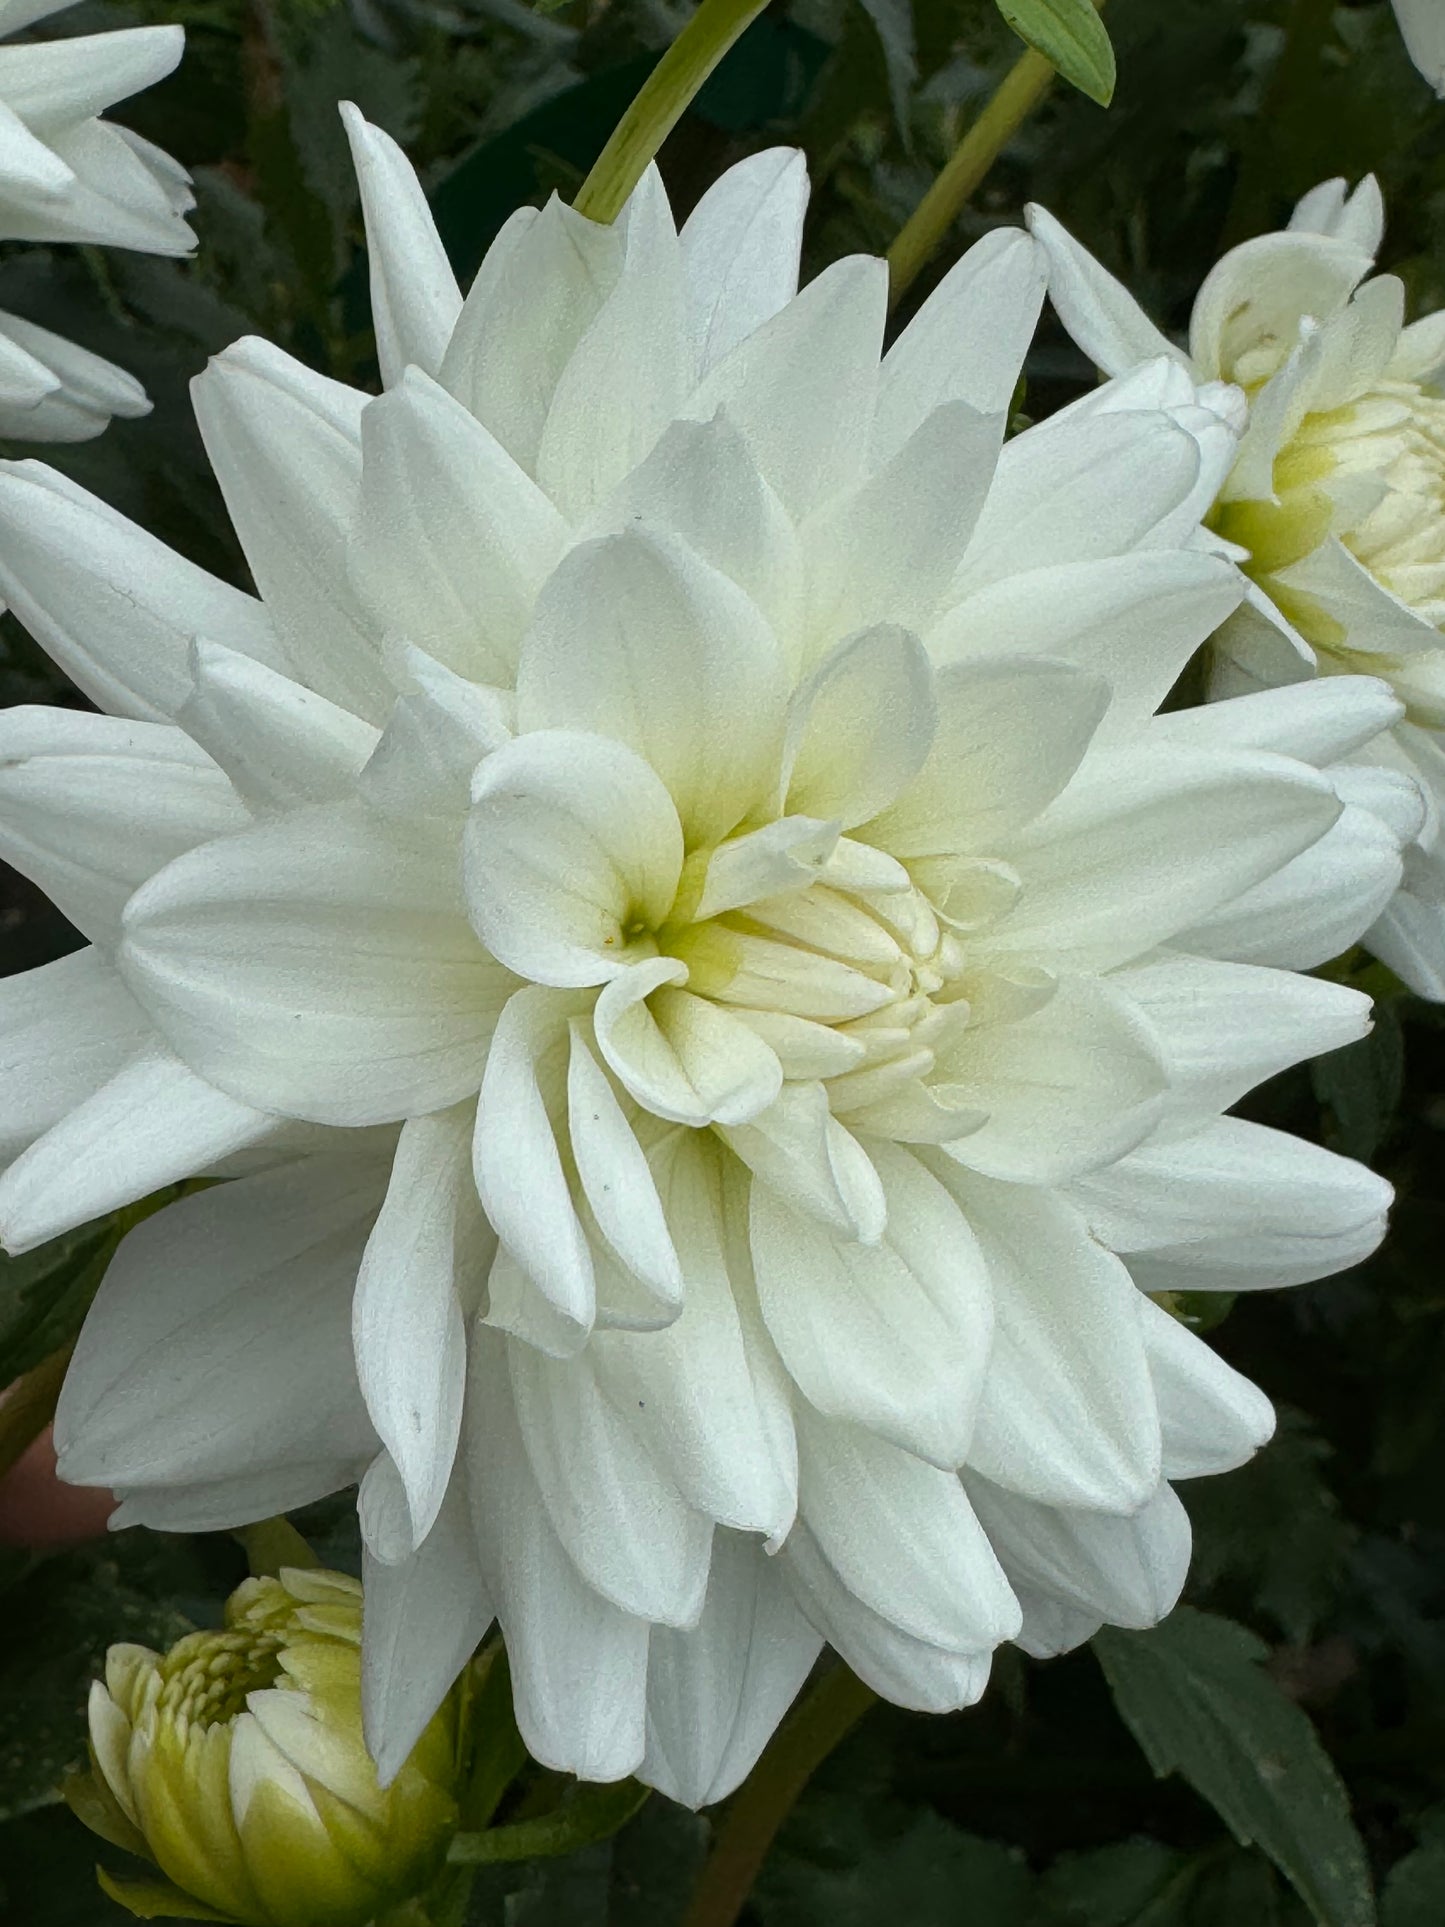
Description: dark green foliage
xmin=2 ymin=2 xmax=1445 ymax=1923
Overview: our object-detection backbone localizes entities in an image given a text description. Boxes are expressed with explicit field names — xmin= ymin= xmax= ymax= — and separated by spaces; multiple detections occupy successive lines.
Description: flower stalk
xmin=573 ymin=0 xmax=775 ymax=224
xmin=887 ymin=0 xmax=1107 ymax=308
xmin=682 ymin=1664 xmax=877 ymax=1927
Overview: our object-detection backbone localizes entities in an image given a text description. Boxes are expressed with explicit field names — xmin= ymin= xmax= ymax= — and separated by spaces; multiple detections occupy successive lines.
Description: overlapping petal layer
xmin=0 ymin=117 xmax=1403 ymax=1805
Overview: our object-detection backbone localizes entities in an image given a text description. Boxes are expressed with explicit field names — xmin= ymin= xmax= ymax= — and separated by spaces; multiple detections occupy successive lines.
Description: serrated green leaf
xmin=1094 ymin=1609 xmax=1374 ymax=1927
xmin=996 ymin=0 xmax=1115 ymax=105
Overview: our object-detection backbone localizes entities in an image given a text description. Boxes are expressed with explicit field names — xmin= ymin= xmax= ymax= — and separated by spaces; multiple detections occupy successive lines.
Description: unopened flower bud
xmin=69 ymin=1567 xmax=461 ymax=1926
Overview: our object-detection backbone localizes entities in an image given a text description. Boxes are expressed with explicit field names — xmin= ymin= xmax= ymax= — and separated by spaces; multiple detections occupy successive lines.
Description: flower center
xmin=156 ymin=1628 xmax=286 ymax=1730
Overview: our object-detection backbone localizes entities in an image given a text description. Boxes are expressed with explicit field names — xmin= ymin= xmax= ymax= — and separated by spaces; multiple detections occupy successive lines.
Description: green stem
xmin=887 ymin=47 xmax=1055 ymax=308
xmin=234 ymin=1515 xmax=319 ymax=1576
xmin=682 ymin=1665 xmax=877 ymax=1927
xmin=573 ymin=0 xmax=775 ymax=225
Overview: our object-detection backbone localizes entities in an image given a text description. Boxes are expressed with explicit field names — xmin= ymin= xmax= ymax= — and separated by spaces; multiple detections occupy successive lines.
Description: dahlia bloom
xmin=0 ymin=0 xmax=193 ymax=441
xmin=0 ymin=111 xmax=1402 ymax=1803
xmin=1029 ymin=181 xmax=1445 ymax=996
xmin=72 ymin=1568 xmax=461 ymax=1925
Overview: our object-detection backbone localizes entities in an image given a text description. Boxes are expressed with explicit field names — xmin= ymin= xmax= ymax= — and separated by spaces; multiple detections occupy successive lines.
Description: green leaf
xmin=0 ymin=1551 xmax=192 ymax=1823
xmin=0 ymin=1223 xmax=114 ymax=1387
xmin=995 ymin=0 xmax=1115 ymax=105
xmin=1094 ymin=1609 xmax=1375 ymax=1927
xmin=1184 ymin=1411 xmax=1353 ymax=1646
xmin=757 ymin=1800 xmax=1033 ymax=1925
xmin=1382 ymin=1806 xmax=1445 ymax=1927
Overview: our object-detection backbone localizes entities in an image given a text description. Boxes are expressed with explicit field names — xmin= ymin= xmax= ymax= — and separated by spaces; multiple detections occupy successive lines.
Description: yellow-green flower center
xmin=154 ymin=1628 xmax=286 ymax=1730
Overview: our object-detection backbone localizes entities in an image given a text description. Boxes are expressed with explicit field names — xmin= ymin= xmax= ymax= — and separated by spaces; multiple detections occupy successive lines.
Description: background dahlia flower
xmin=0 ymin=0 xmax=193 ymax=441
xmin=1030 ymin=181 xmax=1445 ymax=999
xmin=0 ymin=110 xmax=1406 ymax=1805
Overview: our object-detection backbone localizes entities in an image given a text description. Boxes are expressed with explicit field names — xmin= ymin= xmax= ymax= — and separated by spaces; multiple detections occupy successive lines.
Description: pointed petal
xmin=680 ymin=148 xmax=809 ymax=375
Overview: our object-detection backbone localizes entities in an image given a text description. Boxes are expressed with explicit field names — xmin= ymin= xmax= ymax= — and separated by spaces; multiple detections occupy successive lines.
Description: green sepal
xmin=96 ymin=1866 xmax=234 ymax=1922
xmin=995 ymin=0 xmax=1115 ymax=106
xmin=447 ymin=1777 xmax=650 ymax=1864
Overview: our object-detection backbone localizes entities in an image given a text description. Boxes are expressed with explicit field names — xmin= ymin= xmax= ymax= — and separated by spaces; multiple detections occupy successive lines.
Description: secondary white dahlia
xmin=0 ymin=0 xmax=193 ymax=441
xmin=1029 ymin=181 xmax=1445 ymax=996
xmin=1391 ymin=0 xmax=1445 ymax=95
xmin=0 ymin=111 xmax=1402 ymax=1805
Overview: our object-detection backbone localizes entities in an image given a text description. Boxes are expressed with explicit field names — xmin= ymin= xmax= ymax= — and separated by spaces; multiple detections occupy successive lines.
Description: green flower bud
xmin=69 ymin=1568 xmax=461 ymax=1927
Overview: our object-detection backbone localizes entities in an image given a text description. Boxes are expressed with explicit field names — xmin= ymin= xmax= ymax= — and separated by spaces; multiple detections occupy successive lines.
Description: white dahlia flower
xmin=0 ymin=110 xmax=1403 ymax=1805
xmin=1029 ymin=182 xmax=1445 ymax=997
xmin=0 ymin=0 xmax=193 ymax=441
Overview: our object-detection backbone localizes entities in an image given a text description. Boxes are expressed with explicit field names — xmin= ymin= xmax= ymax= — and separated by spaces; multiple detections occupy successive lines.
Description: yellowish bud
xmin=69 ymin=1568 xmax=461 ymax=1927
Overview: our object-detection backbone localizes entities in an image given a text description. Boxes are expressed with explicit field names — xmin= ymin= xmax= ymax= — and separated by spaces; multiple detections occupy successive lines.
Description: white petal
xmin=723 ymin=1080 xmax=882 ymax=1239
xmin=566 ymin=1023 xmax=680 ymax=1299
xmin=517 ymin=529 xmax=785 ymax=846
xmin=0 ymin=1044 xmax=282 ymax=1253
xmin=873 ymin=227 xmax=1048 ymax=462
xmin=594 ymin=959 xmax=784 ymax=1128
xmin=354 ymin=1104 xmax=484 ymax=1550
xmin=806 ymin=402 xmax=1004 ymax=639
xmin=464 ymin=729 xmax=684 ymax=987
xmin=795 ymin=1406 xmax=1020 ymax=1652
xmin=601 ymin=410 xmax=802 ymax=641
xmin=464 ymin=1335 xmax=649 ymax=1781
xmin=537 ymin=167 xmax=687 ymax=518
xmin=439 ymin=197 xmax=622 ymax=474
xmin=340 ymin=104 xmax=461 ymax=388
xmin=509 ymin=1335 xmax=712 ymax=1626
xmin=686 ymin=255 xmax=887 ymax=521
xmin=474 ymin=987 xmax=595 ymax=1345
xmin=179 ymin=640 xmax=378 ymax=811
xmin=0 ymin=705 xmax=247 ymax=942
xmin=865 ymin=655 xmax=1107 ymax=858
xmin=986 ymin=744 xmax=1340 ymax=973
xmin=0 ymin=461 xmax=280 ymax=721
xmin=967 ymin=1476 xmax=1192 ymax=1631
xmin=927 ymin=552 xmax=1241 ymax=747
xmin=121 ymin=802 xmax=510 ymax=1125
xmin=56 ymin=1147 xmax=387 ymax=1491
xmin=781 ymin=1524 xmax=992 ymax=1712
xmin=952 ymin=409 xmax=1202 ymax=599
xmin=642 ymin=1530 xmax=821 ymax=1808
xmin=192 ymin=338 xmax=388 ymax=722
xmin=358 ymin=645 xmax=513 ymax=822
xmin=351 ymin=369 xmax=567 ymax=686
xmin=362 ymin=1467 xmax=496 ymax=1786
xmin=935 ymin=1166 xmax=1162 ymax=1512
xmin=1068 ymin=1117 xmax=1392 ymax=1291
xmin=1139 ymin=1296 xmax=1275 ymax=1481
xmin=1153 ymin=674 xmax=1405 ymax=765
xmin=1025 ymin=205 xmax=1185 ymax=378
xmin=751 ymin=1142 xmax=992 ymax=1469
xmin=0 ymin=947 xmax=152 ymax=1163
xmin=1188 ymin=231 xmax=1370 ymax=382
xmin=1112 ymin=951 xmax=1371 ymax=1138
xmin=680 ymin=148 xmax=809 ymax=374
xmin=940 ymin=973 xmax=1166 ymax=1185
xmin=592 ymin=1130 xmax=797 ymax=1539
xmin=782 ymin=623 xmax=936 ymax=829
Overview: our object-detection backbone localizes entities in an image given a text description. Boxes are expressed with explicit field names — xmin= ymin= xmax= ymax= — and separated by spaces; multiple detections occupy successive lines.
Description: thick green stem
xmin=573 ymin=0 xmax=774 ymax=224
xmin=682 ymin=1665 xmax=877 ymax=1927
